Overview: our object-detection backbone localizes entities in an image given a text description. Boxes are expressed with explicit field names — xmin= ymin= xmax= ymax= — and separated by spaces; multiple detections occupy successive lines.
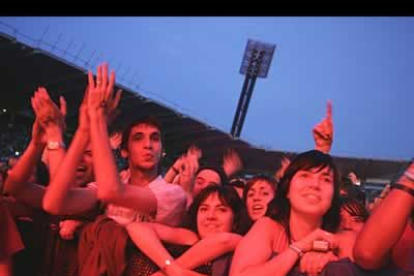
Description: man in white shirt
xmin=43 ymin=64 xmax=187 ymax=227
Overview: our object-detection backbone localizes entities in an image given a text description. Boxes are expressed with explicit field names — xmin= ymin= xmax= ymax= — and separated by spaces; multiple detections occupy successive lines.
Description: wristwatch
xmin=47 ymin=141 xmax=65 ymax=150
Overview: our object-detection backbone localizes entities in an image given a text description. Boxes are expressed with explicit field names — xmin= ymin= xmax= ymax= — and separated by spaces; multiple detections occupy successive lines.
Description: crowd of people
xmin=1 ymin=63 xmax=413 ymax=276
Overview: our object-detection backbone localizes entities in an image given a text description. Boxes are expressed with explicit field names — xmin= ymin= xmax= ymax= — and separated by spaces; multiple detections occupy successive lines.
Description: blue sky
xmin=1 ymin=17 xmax=413 ymax=160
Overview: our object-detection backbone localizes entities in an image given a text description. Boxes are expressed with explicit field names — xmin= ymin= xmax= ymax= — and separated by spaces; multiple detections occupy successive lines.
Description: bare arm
xmin=32 ymin=87 xmax=67 ymax=180
xmin=164 ymin=156 xmax=184 ymax=184
xmin=127 ymin=221 xmax=239 ymax=270
xmin=126 ymin=222 xmax=199 ymax=276
xmin=42 ymin=127 xmax=97 ymax=215
xmin=6 ymin=87 xmax=66 ymax=209
xmin=230 ymin=217 xmax=339 ymax=276
xmin=176 ymin=232 xmax=242 ymax=269
xmin=354 ymin=165 xmax=414 ymax=270
xmin=42 ymin=85 xmax=98 ymax=215
xmin=87 ymin=64 xmax=155 ymax=212
xmin=126 ymin=222 xmax=198 ymax=261
xmin=89 ymin=108 xmax=157 ymax=211
xmin=313 ymin=101 xmax=333 ymax=154
xmin=230 ymin=217 xmax=300 ymax=276
xmin=4 ymin=139 xmax=46 ymax=208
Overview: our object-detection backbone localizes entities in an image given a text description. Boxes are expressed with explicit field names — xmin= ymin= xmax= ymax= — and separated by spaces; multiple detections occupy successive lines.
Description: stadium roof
xmin=0 ymin=31 xmax=409 ymax=181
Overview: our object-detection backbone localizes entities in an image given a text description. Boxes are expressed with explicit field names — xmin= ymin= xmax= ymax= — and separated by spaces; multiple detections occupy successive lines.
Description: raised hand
xmin=109 ymin=132 xmax=123 ymax=150
xmin=348 ymin=172 xmax=359 ymax=185
xmin=180 ymin=154 xmax=199 ymax=191
xmin=31 ymin=87 xmax=66 ymax=131
xmin=172 ymin=155 xmax=186 ymax=173
xmin=274 ymin=156 xmax=291 ymax=182
xmin=87 ymin=63 xmax=122 ymax=123
xmin=222 ymin=149 xmax=243 ymax=177
xmin=187 ymin=144 xmax=202 ymax=160
xmin=313 ymin=100 xmax=333 ymax=154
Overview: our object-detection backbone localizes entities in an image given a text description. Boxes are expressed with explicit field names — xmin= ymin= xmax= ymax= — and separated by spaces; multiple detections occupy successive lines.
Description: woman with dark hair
xmin=339 ymin=197 xmax=369 ymax=233
xmin=230 ymin=150 xmax=357 ymax=276
xmin=242 ymin=175 xmax=277 ymax=223
xmin=125 ymin=185 xmax=248 ymax=276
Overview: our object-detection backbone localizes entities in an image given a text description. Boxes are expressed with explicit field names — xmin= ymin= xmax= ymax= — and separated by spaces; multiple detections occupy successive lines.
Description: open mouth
xmin=252 ymin=205 xmax=264 ymax=212
xmin=76 ymin=166 xmax=87 ymax=174
xmin=303 ymin=193 xmax=321 ymax=202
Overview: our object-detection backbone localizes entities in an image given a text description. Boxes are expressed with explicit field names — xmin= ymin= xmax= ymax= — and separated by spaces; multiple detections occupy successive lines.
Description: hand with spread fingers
xmin=274 ymin=156 xmax=291 ymax=182
xmin=179 ymin=154 xmax=199 ymax=192
xmin=313 ymin=100 xmax=333 ymax=154
xmin=109 ymin=132 xmax=123 ymax=150
xmin=222 ymin=149 xmax=243 ymax=177
xmin=87 ymin=63 xmax=122 ymax=124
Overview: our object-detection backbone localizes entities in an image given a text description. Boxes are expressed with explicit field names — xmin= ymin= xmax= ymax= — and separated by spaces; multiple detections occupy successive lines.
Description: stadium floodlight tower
xmin=230 ymin=39 xmax=276 ymax=138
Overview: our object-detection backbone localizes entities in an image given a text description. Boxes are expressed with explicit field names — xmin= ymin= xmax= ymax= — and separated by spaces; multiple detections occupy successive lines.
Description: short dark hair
xmin=266 ymin=150 xmax=341 ymax=238
xmin=120 ymin=116 xmax=163 ymax=151
xmin=196 ymin=165 xmax=228 ymax=185
xmin=183 ymin=185 xmax=248 ymax=235
xmin=242 ymin=174 xmax=278 ymax=204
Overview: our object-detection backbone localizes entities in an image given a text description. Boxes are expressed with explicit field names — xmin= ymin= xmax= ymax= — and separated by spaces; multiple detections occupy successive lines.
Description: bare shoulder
xmin=251 ymin=217 xmax=284 ymax=236
xmin=335 ymin=230 xmax=357 ymax=242
xmin=335 ymin=230 xmax=358 ymax=260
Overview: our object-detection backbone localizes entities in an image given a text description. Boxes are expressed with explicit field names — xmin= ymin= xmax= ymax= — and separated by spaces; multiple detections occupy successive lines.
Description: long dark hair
xmin=266 ymin=150 xmax=341 ymax=240
xmin=183 ymin=185 xmax=248 ymax=235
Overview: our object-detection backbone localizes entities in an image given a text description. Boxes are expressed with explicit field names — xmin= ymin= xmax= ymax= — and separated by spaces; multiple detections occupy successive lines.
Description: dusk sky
xmin=1 ymin=17 xmax=413 ymax=161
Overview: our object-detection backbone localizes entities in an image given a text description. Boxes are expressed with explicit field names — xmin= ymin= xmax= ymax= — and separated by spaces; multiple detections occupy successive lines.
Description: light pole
xmin=231 ymin=39 xmax=276 ymax=138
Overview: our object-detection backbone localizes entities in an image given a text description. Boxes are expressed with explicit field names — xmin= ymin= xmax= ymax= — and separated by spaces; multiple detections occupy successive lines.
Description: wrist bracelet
xmin=289 ymin=244 xmax=304 ymax=258
xmin=391 ymin=183 xmax=414 ymax=197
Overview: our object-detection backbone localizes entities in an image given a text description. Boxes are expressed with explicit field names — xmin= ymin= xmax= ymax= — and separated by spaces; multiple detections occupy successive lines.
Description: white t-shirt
xmin=89 ymin=176 xmax=187 ymax=227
